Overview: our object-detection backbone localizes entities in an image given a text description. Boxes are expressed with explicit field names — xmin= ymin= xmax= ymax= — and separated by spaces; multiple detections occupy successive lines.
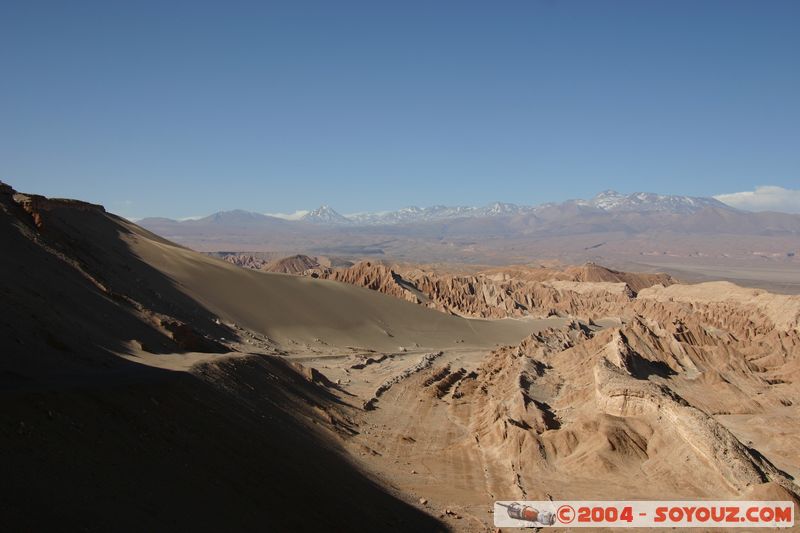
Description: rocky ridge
xmin=452 ymin=312 xmax=799 ymax=501
xmin=309 ymin=260 xmax=673 ymax=319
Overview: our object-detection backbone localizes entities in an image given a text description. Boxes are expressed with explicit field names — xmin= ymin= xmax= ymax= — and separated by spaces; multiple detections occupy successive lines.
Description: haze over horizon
xmin=2 ymin=0 xmax=799 ymax=218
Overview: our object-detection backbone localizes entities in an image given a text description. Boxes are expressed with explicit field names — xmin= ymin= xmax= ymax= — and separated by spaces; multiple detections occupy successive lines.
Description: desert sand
xmin=2 ymin=182 xmax=798 ymax=531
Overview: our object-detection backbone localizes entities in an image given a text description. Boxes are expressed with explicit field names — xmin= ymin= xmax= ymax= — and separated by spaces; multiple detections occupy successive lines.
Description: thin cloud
xmin=265 ymin=210 xmax=309 ymax=220
xmin=714 ymin=185 xmax=800 ymax=214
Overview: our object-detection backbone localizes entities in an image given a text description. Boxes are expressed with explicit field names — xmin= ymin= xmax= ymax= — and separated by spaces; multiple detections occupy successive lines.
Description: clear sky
xmin=1 ymin=0 xmax=798 ymax=219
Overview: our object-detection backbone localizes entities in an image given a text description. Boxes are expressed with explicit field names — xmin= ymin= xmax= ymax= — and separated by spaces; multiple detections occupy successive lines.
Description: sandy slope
xmin=125 ymin=224 xmax=536 ymax=350
xmin=0 ymin=183 xmax=532 ymax=531
xmin=2 ymin=353 xmax=445 ymax=532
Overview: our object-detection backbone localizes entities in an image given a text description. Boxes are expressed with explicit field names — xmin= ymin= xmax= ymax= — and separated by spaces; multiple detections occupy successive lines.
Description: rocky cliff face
xmin=323 ymin=261 xmax=423 ymax=304
xmin=365 ymin=270 xmax=800 ymax=501
xmin=11 ymin=190 xmax=106 ymax=230
xmin=453 ymin=308 xmax=799 ymax=501
xmin=221 ymin=253 xmax=270 ymax=270
xmin=312 ymin=260 xmax=671 ymax=319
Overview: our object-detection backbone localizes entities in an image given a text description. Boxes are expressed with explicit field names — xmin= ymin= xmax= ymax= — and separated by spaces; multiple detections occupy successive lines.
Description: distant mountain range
xmin=140 ymin=190 xmax=738 ymax=228
xmin=313 ymin=190 xmax=734 ymax=225
xmin=573 ymin=190 xmax=727 ymax=213
xmin=136 ymin=190 xmax=799 ymax=267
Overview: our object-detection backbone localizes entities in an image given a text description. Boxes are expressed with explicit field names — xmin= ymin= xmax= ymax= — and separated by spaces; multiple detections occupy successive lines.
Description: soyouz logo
xmin=493 ymin=501 xmax=795 ymax=528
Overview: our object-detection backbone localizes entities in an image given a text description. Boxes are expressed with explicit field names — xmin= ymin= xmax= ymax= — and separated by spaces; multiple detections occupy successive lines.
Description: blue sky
xmin=1 ymin=0 xmax=798 ymax=218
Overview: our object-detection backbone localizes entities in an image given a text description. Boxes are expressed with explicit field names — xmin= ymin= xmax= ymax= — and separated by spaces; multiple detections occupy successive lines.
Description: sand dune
xmin=126 ymin=229 xmax=535 ymax=350
xmin=0 ymin=183 xmax=534 ymax=531
xmin=2 ymin=182 xmax=534 ymax=380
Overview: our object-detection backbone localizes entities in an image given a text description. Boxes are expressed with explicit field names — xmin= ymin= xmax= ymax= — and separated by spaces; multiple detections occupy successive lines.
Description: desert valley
xmin=2 ymin=181 xmax=798 ymax=531
xmin=4 ymin=2 xmax=799 ymax=530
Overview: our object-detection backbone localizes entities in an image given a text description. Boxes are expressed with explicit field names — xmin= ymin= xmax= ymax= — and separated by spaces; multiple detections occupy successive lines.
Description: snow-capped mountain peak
xmin=585 ymin=191 xmax=726 ymax=213
xmin=484 ymin=201 xmax=525 ymax=215
xmin=301 ymin=205 xmax=351 ymax=224
xmin=588 ymin=190 xmax=626 ymax=209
